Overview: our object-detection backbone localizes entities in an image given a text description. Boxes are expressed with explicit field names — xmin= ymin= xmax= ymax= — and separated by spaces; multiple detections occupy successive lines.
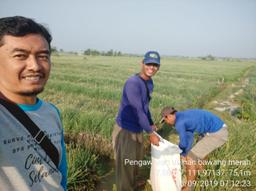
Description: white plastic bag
xmin=150 ymin=133 xmax=182 ymax=191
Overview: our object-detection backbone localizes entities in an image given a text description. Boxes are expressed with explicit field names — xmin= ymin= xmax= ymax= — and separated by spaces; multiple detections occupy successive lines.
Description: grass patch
xmin=67 ymin=144 xmax=99 ymax=191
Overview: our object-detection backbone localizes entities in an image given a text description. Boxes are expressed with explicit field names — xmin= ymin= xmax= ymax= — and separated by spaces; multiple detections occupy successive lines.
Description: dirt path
xmin=205 ymin=66 xmax=251 ymax=115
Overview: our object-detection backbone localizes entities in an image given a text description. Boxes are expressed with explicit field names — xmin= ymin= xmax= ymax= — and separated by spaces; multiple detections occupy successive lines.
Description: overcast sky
xmin=1 ymin=0 xmax=256 ymax=58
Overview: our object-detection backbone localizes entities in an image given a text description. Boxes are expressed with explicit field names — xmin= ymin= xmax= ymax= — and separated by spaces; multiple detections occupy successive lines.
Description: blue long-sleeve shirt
xmin=175 ymin=109 xmax=224 ymax=156
xmin=116 ymin=75 xmax=154 ymax=133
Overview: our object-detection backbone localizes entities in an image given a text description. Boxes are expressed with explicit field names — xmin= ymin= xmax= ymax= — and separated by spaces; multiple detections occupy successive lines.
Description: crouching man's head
xmin=160 ymin=106 xmax=177 ymax=126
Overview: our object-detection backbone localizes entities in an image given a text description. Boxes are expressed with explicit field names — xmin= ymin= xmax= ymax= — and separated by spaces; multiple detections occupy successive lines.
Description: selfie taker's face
xmin=0 ymin=34 xmax=51 ymax=97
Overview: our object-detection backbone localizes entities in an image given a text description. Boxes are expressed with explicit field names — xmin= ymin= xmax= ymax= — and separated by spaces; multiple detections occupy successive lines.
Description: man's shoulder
xmin=180 ymin=109 xmax=202 ymax=115
xmin=175 ymin=112 xmax=188 ymax=126
xmin=183 ymin=109 xmax=214 ymax=117
xmin=125 ymin=75 xmax=141 ymax=85
xmin=126 ymin=75 xmax=153 ymax=84
xmin=127 ymin=75 xmax=139 ymax=81
xmin=40 ymin=100 xmax=61 ymax=117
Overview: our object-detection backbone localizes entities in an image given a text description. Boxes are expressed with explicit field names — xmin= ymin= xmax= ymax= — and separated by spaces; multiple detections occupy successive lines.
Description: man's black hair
xmin=0 ymin=16 xmax=52 ymax=49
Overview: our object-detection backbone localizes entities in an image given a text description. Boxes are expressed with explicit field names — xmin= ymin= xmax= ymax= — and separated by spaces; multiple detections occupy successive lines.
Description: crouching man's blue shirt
xmin=175 ymin=109 xmax=224 ymax=156
xmin=116 ymin=75 xmax=154 ymax=133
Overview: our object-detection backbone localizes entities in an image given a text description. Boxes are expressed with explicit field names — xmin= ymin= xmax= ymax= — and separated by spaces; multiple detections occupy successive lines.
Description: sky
xmin=1 ymin=0 xmax=256 ymax=58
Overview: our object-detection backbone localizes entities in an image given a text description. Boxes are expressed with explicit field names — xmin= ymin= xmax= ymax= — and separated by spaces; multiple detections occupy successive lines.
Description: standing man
xmin=112 ymin=51 xmax=161 ymax=191
xmin=0 ymin=16 xmax=67 ymax=191
xmin=160 ymin=107 xmax=228 ymax=191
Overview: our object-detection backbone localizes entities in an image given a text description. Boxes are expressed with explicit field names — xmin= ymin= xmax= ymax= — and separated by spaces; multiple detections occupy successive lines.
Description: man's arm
xmin=176 ymin=124 xmax=194 ymax=156
xmin=147 ymin=110 xmax=154 ymax=126
xmin=59 ymin=130 xmax=67 ymax=191
xmin=125 ymin=80 xmax=159 ymax=145
xmin=125 ymin=80 xmax=153 ymax=133
xmin=50 ymin=104 xmax=67 ymax=191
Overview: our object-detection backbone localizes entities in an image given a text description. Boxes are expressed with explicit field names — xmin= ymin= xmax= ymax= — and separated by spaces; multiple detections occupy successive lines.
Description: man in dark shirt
xmin=160 ymin=107 xmax=228 ymax=191
xmin=113 ymin=51 xmax=161 ymax=191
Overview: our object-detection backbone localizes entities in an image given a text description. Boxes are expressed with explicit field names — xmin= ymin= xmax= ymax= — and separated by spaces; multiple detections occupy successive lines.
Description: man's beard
xmin=20 ymin=87 xmax=44 ymax=96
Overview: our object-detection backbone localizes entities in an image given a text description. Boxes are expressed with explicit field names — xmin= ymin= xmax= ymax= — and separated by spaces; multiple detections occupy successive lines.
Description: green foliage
xmin=84 ymin=49 xmax=101 ymax=56
xmin=201 ymin=54 xmax=215 ymax=61
xmin=67 ymin=144 xmax=99 ymax=191
xmin=83 ymin=48 xmax=122 ymax=56
xmin=51 ymin=46 xmax=58 ymax=53
xmin=240 ymin=88 xmax=256 ymax=122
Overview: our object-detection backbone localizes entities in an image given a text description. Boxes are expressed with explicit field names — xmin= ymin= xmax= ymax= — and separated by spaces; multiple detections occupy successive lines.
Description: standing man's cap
xmin=160 ymin=106 xmax=177 ymax=123
xmin=143 ymin=51 xmax=160 ymax=65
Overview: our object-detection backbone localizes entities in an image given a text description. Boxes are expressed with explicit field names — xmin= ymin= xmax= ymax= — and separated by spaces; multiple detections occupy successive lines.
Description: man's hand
xmin=149 ymin=132 xmax=160 ymax=146
xmin=180 ymin=155 xmax=186 ymax=162
xmin=181 ymin=186 xmax=190 ymax=191
xmin=151 ymin=125 xmax=158 ymax=131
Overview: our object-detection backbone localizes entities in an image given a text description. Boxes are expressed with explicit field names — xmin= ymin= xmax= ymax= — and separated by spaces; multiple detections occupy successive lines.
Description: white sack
xmin=150 ymin=133 xmax=182 ymax=191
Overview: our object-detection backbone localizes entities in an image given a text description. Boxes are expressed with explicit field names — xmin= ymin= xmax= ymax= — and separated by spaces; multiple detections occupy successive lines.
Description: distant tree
xmin=84 ymin=49 xmax=91 ymax=55
xmin=200 ymin=54 xmax=215 ymax=61
xmin=206 ymin=54 xmax=215 ymax=61
xmin=106 ymin=49 xmax=113 ymax=56
xmin=92 ymin=50 xmax=100 ymax=56
xmin=51 ymin=46 xmax=58 ymax=53
xmin=83 ymin=49 xmax=122 ymax=56
xmin=84 ymin=49 xmax=100 ymax=56
xmin=117 ymin=51 xmax=122 ymax=56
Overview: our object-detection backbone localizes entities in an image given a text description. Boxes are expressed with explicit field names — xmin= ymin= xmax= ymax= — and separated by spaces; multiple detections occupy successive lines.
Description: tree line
xmin=83 ymin=49 xmax=122 ymax=56
xmin=51 ymin=47 xmax=122 ymax=56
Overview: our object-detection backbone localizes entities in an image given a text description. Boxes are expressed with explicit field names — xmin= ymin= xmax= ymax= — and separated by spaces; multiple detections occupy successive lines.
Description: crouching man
xmin=160 ymin=107 xmax=228 ymax=191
